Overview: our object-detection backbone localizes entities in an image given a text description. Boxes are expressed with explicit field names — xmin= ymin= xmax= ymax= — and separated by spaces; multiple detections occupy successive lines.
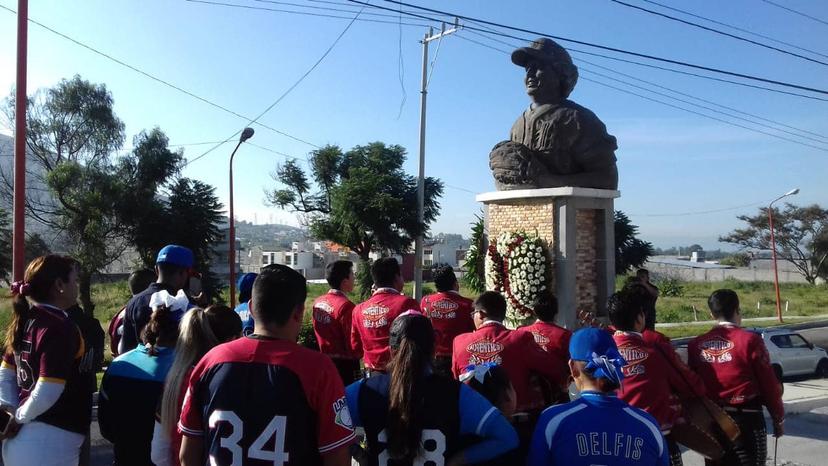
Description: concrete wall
xmin=644 ymin=261 xmax=809 ymax=283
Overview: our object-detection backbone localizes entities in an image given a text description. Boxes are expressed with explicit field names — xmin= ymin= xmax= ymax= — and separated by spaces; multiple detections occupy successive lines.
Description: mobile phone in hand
xmin=0 ymin=409 xmax=11 ymax=435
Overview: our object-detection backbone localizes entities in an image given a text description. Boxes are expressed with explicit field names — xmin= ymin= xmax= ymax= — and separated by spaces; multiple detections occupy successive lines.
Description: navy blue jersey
xmin=122 ymin=283 xmax=194 ymax=350
xmin=346 ymin=372 xmax=518 ymax=466
xmin=527 ymin=391 xmax=669 ymax=466
xmin=179 ymin=336 xmax=355 ymax=465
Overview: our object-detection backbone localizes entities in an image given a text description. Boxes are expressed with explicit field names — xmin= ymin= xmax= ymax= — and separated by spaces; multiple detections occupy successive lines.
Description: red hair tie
xmin=11 ymin=281 xmax=30 ymax=296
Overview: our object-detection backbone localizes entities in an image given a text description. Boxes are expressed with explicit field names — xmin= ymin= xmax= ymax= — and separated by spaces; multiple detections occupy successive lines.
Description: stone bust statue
xmin=489 ymin=38 xmax=619 ymax=190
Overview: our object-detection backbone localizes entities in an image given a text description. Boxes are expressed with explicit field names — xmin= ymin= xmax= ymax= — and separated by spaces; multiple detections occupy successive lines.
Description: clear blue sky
xmin=1 ymin=0 xmax=826 ymax=250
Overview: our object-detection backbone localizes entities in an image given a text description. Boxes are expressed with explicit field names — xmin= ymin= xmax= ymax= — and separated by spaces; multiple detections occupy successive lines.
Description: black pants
xmin=332 ymin=358 xmax=361 ymax=386
xmin=705 ymin=411 xmax=766 ymax=466
xmin=665 ymin=433 xmax=683 ymax=466
xmin=432 ymin=355 xmax=453 ymax=378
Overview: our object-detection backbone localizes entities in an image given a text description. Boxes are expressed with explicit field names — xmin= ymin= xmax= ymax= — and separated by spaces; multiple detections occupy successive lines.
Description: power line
xmin=608 ymin=0 xmax=828 ymax=67
xmin=0 ymin=3 xmax=320 ymax=148
xmin=581 ymin=76 xmax=828 ymax=152
xmin=183 ymin=0 xmax=369 ymax=166
xmin=638 ymin=0 xmax=828 ymax=59
xmin=182 ymin=0 xmax=434 ymax=27
xmin=628 ymin=199 xmax=771 ymax=217
xmin=364 ymin=0 xmax=828 ymax=96
xmin=468 ymin=28 xmax=828 ymax=143
xmin=457 ymin=33 xmax=828 ymax=152
xmin=461 ymin=29 xmax=828 ymax=141
xmin=461 ymin=27 xmax=828 ymax=103
xmin=761 ymin=0 xmax=828 ymax=27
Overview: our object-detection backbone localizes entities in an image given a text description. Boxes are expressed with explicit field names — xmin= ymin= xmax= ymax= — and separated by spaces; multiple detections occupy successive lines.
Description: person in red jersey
xmin=350 ymin=258 xmax=420 ymax=374
xmin=452 ymin=291 xmax=564 ymax=448
xmin=420 ymin=265 xmax=474 ymax=376
xmin=608 ymin=290 xmax=706 ymax=466
xmin=513 ymin=294 xmax=572 ymax=405
xmin=0 ymin=255 xmax=88 ymax=466
xmin=688 ymin=289 xmax=784 ymax=466
xmin=313 ymin=260 xmax=360 ymax=384
xmin=179 ymin=265 xmax=355 ymax=466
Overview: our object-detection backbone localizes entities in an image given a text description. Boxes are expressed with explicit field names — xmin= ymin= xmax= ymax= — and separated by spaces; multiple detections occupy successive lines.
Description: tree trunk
xmin=78 ymin=268 xmax=95 ymax=316
xmin=356 ymin=255 xmax=373 ymax=301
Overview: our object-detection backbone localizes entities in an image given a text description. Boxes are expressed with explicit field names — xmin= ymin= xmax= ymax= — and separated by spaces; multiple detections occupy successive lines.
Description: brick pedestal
xmin=477 ymin=187 xmax=619 ymax=329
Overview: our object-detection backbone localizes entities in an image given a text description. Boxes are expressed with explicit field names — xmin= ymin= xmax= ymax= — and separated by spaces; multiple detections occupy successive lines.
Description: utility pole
xmin=13 ymin=0 xmax=28 ymax=283
xmin=414 ymin=21 xmax=459 ymax=300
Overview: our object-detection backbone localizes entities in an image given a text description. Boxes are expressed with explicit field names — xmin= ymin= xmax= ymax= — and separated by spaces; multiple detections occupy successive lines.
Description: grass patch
xmin=658 ymin=316 xmax=824 ymax=340
xmin=640 ymin=279 xmax=828 ymax=324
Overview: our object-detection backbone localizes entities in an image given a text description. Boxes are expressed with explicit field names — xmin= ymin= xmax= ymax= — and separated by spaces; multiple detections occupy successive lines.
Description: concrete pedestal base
xmin=476 ymin=187 xmax=620 ymax=329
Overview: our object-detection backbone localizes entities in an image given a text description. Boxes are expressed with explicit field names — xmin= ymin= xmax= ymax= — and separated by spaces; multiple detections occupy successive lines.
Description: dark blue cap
xmin=237 ymin=273 xmax=258 ymax=295
xmin=156 ymin=245 xmax=194 ymax=268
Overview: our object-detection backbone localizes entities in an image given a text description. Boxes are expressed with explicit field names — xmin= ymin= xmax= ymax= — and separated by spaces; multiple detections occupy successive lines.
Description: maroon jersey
xmin=420 ymin=291 xmax=475 ymax=357
xmin=312 ymin=290 xmax=356 ymax=359
xmin=350 ymin=288 xmax=420 ymax=371
xmin=514 ymin=321 xmax=572 ymax=390
xmin=613 ymin=331 xmax=705 ymax=431
xmin=1 ymin=305 xmax=88 ymax=433
xmin=451 ymin=321 xmax=564 ymax=412
xmin=179 ymin=336 xmax=356 ymax=465
xmin=688 ymin=323 xmax=784 ymax=422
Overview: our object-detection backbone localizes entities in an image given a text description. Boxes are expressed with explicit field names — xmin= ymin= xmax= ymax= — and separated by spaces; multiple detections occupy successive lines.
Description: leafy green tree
xmin=130 ymin=178 xmax=224 ymax=299
xmin=614 ymin=211 xmax=654 ymax=275
xmin=268 ymin=142 xmax=443 ymax=297
xmin=3 ymin=76 xmax=182 ymax=313
xmin=720 ymin=204 xmax=828 ymax=284
xmin=719 ymin=252 xmax=751 ymax=268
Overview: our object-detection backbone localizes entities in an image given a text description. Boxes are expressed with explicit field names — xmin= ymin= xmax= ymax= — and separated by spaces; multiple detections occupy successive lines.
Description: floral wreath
xmin=484 ymin=231 xmax=549 ymax=326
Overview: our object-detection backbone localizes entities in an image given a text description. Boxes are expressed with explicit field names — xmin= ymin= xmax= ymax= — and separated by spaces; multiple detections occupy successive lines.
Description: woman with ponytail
xmin=98 ymin=289 xmax=189 ymax=465
xmin=0 ymin=255 xmax=87 ymax=466
xmin=151 ymin=305 xmax=242 ymax=466
xmin=345 ymin=311 xmax=518 ymax=466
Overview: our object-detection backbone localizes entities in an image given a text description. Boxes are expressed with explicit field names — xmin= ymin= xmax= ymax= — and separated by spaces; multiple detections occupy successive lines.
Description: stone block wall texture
xmin=575 ymin=209 xmax=600 ymax=315
xmin=487 ymin=200 xmax=556 ymax=291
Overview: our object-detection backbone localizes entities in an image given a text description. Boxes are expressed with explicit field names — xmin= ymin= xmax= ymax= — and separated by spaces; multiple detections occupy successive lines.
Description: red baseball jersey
xmin=451 ymin=321 xmax=564 ymax=412
xmin=513 ymin=320 xmax=572 ymax=390
xmin=613 ymin=331 xmax=705 ymax=431
xmin=688 ymin=323 xmax=784 ymax=422
xmin=312 ymin=290 xmax=356 ymax=359
xmin=643 ymin=329 xmax=672 ymax=347
xmin=350 ymin=288 xmax=420 ymax=371
xmin=420 ymin=291 xmax=475 ymax=357
xmin=1 ymin=305 xmax=87 ymax=434
xmin=178 ymin=336 xmax=356 ymax=465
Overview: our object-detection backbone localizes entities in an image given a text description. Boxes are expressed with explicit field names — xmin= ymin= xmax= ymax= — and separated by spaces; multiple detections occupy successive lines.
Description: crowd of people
xmin=0 ymin=247 xmax=784 ymax=466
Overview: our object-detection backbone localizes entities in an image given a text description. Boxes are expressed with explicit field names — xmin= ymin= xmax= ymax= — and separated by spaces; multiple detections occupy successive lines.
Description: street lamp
xmin=769 ymin=188 xmax=799 ymax=323
xmin=229 ymin=127 xmax=254 ymax=307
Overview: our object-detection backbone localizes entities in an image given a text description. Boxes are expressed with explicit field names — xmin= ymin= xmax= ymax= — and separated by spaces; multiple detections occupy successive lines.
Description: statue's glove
xmin=489 ymin=141 xmax=538 ymax=187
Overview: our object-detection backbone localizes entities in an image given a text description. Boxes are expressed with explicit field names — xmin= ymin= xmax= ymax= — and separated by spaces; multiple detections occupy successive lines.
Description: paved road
xmin=681 ymin=406 xmax=828 ymax=466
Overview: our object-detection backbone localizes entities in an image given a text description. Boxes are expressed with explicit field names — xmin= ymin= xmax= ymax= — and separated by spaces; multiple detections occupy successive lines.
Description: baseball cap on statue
xmin=156 ymin=245 xmax=194 ymax=268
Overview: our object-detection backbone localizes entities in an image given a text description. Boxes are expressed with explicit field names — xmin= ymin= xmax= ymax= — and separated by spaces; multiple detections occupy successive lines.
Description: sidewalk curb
xmin=783 ymin=395 xmax=828 ymax=415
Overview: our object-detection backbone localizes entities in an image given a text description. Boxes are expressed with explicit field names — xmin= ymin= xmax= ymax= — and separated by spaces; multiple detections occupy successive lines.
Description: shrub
xmin=656 ymin=276 xmax=685 ymax=297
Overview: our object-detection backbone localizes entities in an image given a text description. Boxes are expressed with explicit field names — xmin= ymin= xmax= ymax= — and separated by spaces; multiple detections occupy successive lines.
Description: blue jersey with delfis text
xmin=527 ymin=391 xmax=669 ymax=466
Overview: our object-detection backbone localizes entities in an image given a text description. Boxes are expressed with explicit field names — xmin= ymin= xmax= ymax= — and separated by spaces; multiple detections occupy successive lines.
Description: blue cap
xmin=569 ymin=328 xmax=626 ymax=385
xmin=237 ymin=273 xmax=258 ymax=295
xmin=156 ymin=245 xmax=194 ymax=268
